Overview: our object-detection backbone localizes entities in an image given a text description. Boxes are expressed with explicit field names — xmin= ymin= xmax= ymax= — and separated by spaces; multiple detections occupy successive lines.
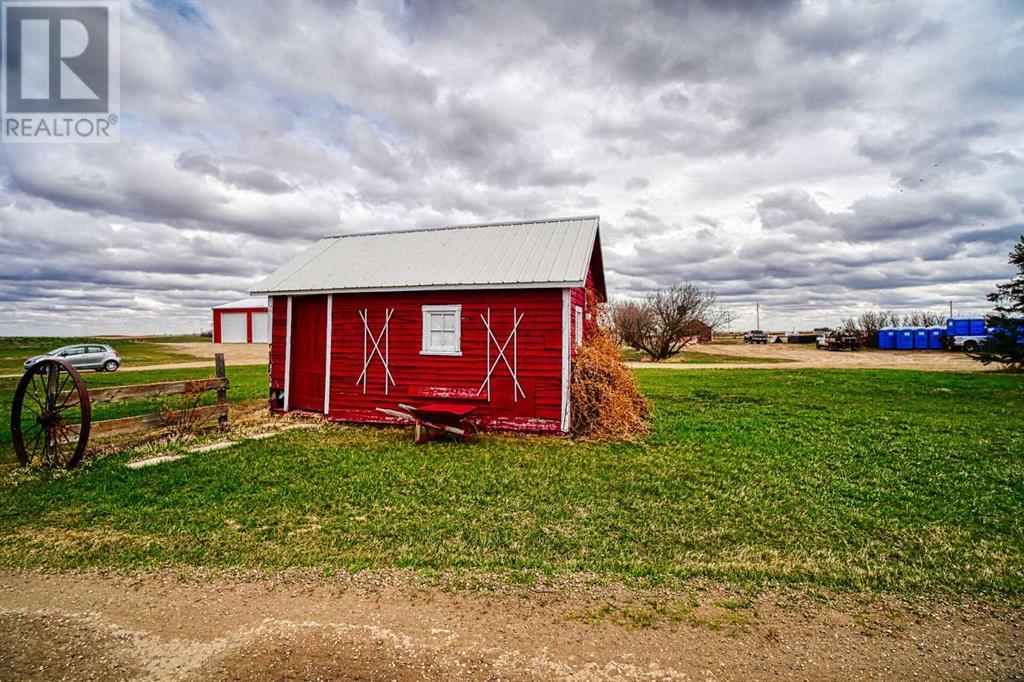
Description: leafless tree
xmin=901 ymin=310 xmax=947 ymax=327
xmin=841 ymin=310 xmax=900 ymax=345
xmin=842 ymin=309 xmax=946 ymax=345
xmin=609 ymin=284 xmax=736 ymax=360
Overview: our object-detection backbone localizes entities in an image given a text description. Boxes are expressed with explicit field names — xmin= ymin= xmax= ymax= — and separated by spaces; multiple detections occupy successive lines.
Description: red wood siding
xmin=269 ymin=296 xmax=288 ymax=390
xmin=320 ymin=288 xmax=564 ymax=432
xmin=569 ymin=265 xmax=599 ymax=357
xmin=682 ymin=320 xmax=714 ymax=344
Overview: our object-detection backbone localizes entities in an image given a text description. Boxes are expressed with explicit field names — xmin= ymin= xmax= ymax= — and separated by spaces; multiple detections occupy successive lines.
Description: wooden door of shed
xmin=289 ymin=295 xmax=328 ymax=412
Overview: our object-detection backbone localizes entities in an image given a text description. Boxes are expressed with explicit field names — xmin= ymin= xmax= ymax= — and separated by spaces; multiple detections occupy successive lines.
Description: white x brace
xmin=356 ymin=308 xmax=395 ymax=395
xmin=477 ymin=307 xmax=526 ymax=402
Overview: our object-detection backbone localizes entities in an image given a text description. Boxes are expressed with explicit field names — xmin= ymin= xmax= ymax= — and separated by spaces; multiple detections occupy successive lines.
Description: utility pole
xmin=756 ymin=303 xmax=760 ymax=329
xmin=949 ymin=300 xmax=953 ymax=318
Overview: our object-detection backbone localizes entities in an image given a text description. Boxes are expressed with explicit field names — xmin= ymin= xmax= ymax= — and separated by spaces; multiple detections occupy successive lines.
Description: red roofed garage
xmin=212 ymin=297 xmax=269 ymax=343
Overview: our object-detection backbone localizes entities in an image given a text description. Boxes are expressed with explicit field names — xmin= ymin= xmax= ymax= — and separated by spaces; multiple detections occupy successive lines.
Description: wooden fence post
xmin=215 ymin=353 xmax=228 ymax=430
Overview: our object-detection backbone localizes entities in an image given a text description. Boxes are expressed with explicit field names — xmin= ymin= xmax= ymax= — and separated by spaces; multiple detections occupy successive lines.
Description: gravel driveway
xmin=631 ymin=343 xmax=992 ymax=371
xmin=1 ymin=571 xmax=1020 ymax=681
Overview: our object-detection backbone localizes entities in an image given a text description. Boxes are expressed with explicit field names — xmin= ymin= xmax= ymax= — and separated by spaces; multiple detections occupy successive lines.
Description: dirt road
xmin=164 ymin=342 xmax=269 ymax=366
xmin=630 ymin=343 xmax=992 ymax=372
xmin=111 ymin=343 xmax=268 ymax=373
xmin=0 ymin=571 xmax=1019 ymax=681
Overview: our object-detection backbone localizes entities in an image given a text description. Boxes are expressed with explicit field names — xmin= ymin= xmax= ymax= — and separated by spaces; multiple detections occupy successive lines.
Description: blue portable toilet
xmin=968 ymin=318 xmax=987 ymax=336
xmin=914 ymin=327 xmax=930 ymax=349
xmin=878 ymin=328 xmax=896 ymax=349
xmin=948 ymin=318 xmax=970 ymax=336
xmin=928 ymin=326 xmax=944 ymax=349
xmin=896 ymin=328 xmax=915 ymax=350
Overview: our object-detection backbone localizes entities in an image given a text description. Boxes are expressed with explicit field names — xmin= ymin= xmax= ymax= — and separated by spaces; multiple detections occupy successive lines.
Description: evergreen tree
xmin=971 ymin=235 xmax=1024 ymax=370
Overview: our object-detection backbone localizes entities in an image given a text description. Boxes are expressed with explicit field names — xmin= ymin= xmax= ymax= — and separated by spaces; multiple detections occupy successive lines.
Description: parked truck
xmin=945 ymin=318 xmax=990 ymax=352
xmin=816 ymin=329 xmax=862 ymax=351
xmin=743 ymin=329 xmax=768 ymax=344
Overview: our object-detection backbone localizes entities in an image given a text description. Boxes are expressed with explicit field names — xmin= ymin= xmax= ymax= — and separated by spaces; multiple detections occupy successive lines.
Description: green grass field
xmin=1 ymin=367 xmax=1021 ymax=600
xmin=0 ymin=335 xmax=208 ymax=374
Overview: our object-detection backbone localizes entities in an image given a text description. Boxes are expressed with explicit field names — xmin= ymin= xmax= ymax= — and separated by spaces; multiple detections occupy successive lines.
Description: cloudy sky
xmin=1 ymin=0 xmax=1021 ymax=335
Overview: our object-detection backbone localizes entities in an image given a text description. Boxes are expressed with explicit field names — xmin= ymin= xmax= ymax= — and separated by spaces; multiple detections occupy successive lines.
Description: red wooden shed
xmin=251 ymin=216 xmax=606 ymax=433
xmin=211 ymin=297 xmax=269 ymax=344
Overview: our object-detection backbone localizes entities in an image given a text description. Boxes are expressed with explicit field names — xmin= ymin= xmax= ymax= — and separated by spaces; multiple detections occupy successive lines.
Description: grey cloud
xmin=176 ymin=151 xmax=293 ymax=194
xmin=5 ymin=146 xmax=337 ymax=238
xmin=590 ymin=63 xmax=862 ymax=160
xmin=834 ymin=191 xmax=1016 ymax=240
xmin=1 ymin=0 xmax=1021 ymax=333
xmin=756 ymin=188 xmax=1018 ymax=242
xmin=757 ymin=189 xmax=828 ymax=230
xmin=957 ymin=224 xmax=1024 ymax=245
xmin=779 ymin=2 xmax=945 ymax=59
xmin=855 ymin=121 xmax=999 ymax=188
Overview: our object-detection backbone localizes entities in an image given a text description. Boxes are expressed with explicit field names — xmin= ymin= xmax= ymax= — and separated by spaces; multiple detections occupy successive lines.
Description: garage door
xmin=220 ymin=312 xmax=248 ymax=343
xmin=251 ymin=312 xmax=268 ymax=343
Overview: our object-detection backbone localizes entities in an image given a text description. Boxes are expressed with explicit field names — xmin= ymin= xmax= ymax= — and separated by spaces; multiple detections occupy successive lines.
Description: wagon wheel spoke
xmin=54 ymin=428 xmax=77 ymax=465
xmin=27 ymin=427 xmax=44 ymax=460
xmin=28 ymin=374 xmax=47 ymax=413
xmin=54 ymin=372 xmax=76 ymax=411
xmin=56 ymin=387 xmax=81 ymax=413
xmin=54 ymin=370 xmax=71 ymax=400
xmin=20 ymin=422 xmax=43 ymax=446
xmin=20 ymin=418 xmax=42 ymax=435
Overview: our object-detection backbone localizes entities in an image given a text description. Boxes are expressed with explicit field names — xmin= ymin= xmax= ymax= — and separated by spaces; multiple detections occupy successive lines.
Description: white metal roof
xmin=212 ymin=296 xmax=268 ymax=310
xmin=251 ymin=216 xmax=601 ymax=295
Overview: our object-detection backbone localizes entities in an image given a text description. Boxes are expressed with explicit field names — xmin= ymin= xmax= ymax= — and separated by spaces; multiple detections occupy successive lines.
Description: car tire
xmin=103 ymin=360 xmax=120 ymax=372
xmin=963 ymin=341 xmax=978 ymax=352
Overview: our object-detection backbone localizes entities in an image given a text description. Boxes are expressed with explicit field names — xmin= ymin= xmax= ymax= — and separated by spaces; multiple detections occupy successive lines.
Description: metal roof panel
xmin=252 ymin=216 xmax=600 ymax=294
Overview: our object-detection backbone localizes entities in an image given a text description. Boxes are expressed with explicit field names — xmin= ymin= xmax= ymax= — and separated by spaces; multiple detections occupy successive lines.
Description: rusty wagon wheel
xmin=10 ymin=358 xmax=91 ymax=469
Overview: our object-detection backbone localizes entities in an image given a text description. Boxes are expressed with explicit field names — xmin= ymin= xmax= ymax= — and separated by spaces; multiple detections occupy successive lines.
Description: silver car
xmin=24 ymin=344 xmax=121 ymax=372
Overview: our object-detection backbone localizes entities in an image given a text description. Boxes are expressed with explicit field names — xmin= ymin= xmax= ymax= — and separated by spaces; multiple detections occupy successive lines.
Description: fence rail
xmin=89 ymin=353 xmax=229 ymax=440
xmin=85 ymin=377 xmax=228 ymax=404
xmin=92 ymin=404 xmax=228 ymax=439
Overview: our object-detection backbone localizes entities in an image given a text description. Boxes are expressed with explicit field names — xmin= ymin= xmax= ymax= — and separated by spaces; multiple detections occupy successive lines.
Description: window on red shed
xmin=421 ymin=304 xmax=462 ymax=356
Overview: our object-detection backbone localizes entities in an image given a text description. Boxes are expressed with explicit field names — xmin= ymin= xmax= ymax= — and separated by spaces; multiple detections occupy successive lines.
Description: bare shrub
xmin=609 ymin=284 xmax=735 ymax=361
xmin=160 ymin=381 xmax=207 ymax=440
xmin=571 ymin=294 xmax=651 ymax=441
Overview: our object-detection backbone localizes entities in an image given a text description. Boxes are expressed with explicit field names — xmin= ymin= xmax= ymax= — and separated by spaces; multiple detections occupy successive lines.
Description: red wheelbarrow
xmin=376 ymin=403 xmax=478 ymax=444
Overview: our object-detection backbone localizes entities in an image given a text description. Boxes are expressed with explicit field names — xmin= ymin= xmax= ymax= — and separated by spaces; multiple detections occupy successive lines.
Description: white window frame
xmin=574 ymin=305 xmax=584 ymax=346
xmin=421 ymin=304 xmax=462 ymax=356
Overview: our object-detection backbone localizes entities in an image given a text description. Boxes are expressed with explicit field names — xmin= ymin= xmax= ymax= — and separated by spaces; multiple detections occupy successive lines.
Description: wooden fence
xmin=88 ymin=354 xmax=229 ymax=440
